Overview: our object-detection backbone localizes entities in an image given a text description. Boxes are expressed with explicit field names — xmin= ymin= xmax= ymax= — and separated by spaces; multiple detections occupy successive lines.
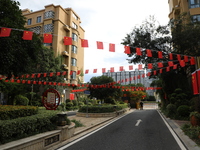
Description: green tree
xmin=0 ymin=0 xmax=43 ymax=78
xmin=89 ymin=75 xmax=122 ymax=101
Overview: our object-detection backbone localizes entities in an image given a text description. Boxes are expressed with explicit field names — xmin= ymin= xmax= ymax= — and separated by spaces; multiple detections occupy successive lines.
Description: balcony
xmin=62 ymin=51 xmax=68 ymax=56
xmin=62 ymin=64 xmax=68 ymax=70
xmin=63 ymin=25 xmax=70 ymax=31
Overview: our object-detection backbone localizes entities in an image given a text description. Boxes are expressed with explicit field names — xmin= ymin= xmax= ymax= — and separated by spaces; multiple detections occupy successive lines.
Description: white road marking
xmin=135 ymin=119 xmax=142 ymax=126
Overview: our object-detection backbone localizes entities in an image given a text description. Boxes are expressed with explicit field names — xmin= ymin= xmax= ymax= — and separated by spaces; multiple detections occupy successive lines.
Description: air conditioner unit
xmin=64 ymin=24 xmax=69 ymax=28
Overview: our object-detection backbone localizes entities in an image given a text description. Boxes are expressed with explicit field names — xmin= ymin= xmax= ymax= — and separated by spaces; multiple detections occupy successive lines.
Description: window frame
xmin=72 ymin=33 xmax=78 ymax=41
xmin=36 ymin=16 xmax=42 ymax=23
xmin=72 ymin=45 xmax=77 ymax=54
xmin=27 ymin=18 xmax=32 ymax=25
xmin=71 ymin=58 xmax=77 ymax=66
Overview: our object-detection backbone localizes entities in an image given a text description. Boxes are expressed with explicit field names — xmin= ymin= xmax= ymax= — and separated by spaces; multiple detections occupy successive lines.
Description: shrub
xmin=14 ymin=95 xmax=29 ymax=106
xmin=177 ymin=105 xmax=190 ymax=118
xmin=166 ymin=104 xmax=176 ymax=118
xmin=78 ymin=102 xmax=85 ymax=106
xmin=0 ymin=105 xmax=38 ymax=120
xmin=0 ymin=110 xmax=58 ymax=144
xmin=104 ymin=97 xmax=116 ymax=104
xmin=71 ymin=119 xmax=84 ymax=128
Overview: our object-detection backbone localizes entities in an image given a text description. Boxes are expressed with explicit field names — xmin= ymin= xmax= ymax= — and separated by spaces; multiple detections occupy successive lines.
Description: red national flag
xmin=70 ymin=71 xmax=73 ymax=75
xmin=124 ymin=46 xmax=131 ymax=54
xmin=0 ymin=27 xmax=11 ymax=37
xmin=119 ymin=66 xmax=124 ymax=71
xmin=169 ymin=53 xmax=173 ymax=60
xmin=157 ymin=62 xmax=163 ymax=68
xmin=142 ymin=74 xmax=145 ymax=78
xmin=148 ymin=63 xmax=153 ymax=69
xmin=63 ymin=36 xmax=72 ymax=45
xmin=133 ymin=76 xmax=136 ymax=80
xmin=109 ymin=43 xmax=115 ymax=52
xmin=197 ymin=69 xmax=200 ymax=92
xmin=102 ymin=68 xmax=106 ymax=73
xmin=22 ymin=31 xmax=33 ymax=40
xmin=166 ymin=67 xmax=170 ymax=72
xmin=190 ymin=57 xmax=196 ymax=65
xmin=70 ymin=93 xmax=75 ymax=100
xmin=158 ymin=51 xmax=163 ymax=58
xmin=154 ymin=70 xmax=157 ymax=75
xmin=81 ymin=39 xmax=88 ymax=47
xmin=146 ymin=49 xmax=152 ymax=57
xmin=37 ymin=73 xmax=41 ymax=78
xmin=177 ymin=54 xmax=181 ymax=61
xmin=43 ymin=34 xmax=52 ymax=43
xmin=56 ymin=72 xmax=61 ymax=76
xmin=43 ymin=73 xmax=47 ymax=77
xmin=179 ymin=60 xmax=185 ymax=67
xmin=159 ymin=69 xmax=163 ymax=74
xmin=138 ymin=64 xmax=143 ymax=70
xmin=147 ymin=72 xmax=151 ymax=76
xmin=31 ymin=74 xmax=35 ymax=78
xmin=184 ymin=55 xmax=189 ymax=62
xmin=137 ymin=75 xmax=140 ymax=79
xmin=97 ymin=41 xmax=103 ymax=49
xmin=77 ymin=70 xmax=81 ymax=75
xmin=129 ymin=65 xmax=133 ymax=70
xmin=173 ymin=64 xmax=177 ymax=69
xmin=93 ymin=69 xmax=97 ymax=73
xmin=62 ymin=71 xmax=67 ymax=75
xmin=168 ymin=61 xmax=174 ymax=66
xmin=136 ymin=48 xmax=142 ymax=56
xmin=192 ymin=71 xmax=199 ymax=95
xmin=49 ymin=72 xmax=54 ymax=77
xmin=110 ymin=67 xmax=114 ymax=72
xmin=85 ymin=69 xmax=89 ymax=74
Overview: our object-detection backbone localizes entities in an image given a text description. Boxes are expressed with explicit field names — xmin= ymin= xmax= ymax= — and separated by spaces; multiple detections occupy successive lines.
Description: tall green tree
xmin=89 ymin=75 xmax=122 ymax=101
xmin=0 ymin=0 xmax=43 ymax=78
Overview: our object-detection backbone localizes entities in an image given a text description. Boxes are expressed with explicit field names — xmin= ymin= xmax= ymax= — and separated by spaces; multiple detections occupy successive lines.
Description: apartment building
xmin=22 ymin=4 xmax=85 ymax=85
xmin=168 ymin=0 xmax=200 ymax=22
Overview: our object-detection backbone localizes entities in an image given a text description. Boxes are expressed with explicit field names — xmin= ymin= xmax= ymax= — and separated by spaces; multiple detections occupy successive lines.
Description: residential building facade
xmin=22 ymin=4 xmax=85 ymax=84
xmin=22 ymin=4 xmax=85 ymax=100
xmin=168 ymin=0 xmax=200 ymax=22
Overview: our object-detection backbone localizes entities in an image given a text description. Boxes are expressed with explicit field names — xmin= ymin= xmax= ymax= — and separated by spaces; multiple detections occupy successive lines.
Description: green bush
xmin=104 ymin=97 xmax=116 ymax=104
xmin=14 ymin=95 xmax=29 ymax=106
xmin=78 ymin=104 xmax=128 ymax=113
xmin=78 ymin=102 xmax=85 ymax=106
xmin=71 ymin=119 xmax=84 ymax=128
xmin=0 ymin=105 xmax=38 ymax=120
xmin=166 ymin=104 xmax=176 ymax=118
xmin=177 ymin=105 xmax=190 ymax=118
xmin=0 ymin=110 xmax=58 ymax=144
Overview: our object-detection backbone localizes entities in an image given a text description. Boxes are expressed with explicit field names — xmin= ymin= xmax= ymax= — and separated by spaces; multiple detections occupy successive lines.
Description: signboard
xmin=84 ymin=90 xmax=90 ymax=95
xmin=42 ymin=89 xmax=60 ymax=110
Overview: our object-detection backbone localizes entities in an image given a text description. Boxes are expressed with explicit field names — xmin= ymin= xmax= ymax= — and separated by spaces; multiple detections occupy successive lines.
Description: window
xmin=72 ymin=33 xmax=78 ymax=41
xmin=71 ymin=58 xmax=77 ymax=66
xmin=37 ymin=16 xmax=41 ymax=23
xmin=72 ymin=45 xmax=77 ymax=53
xmin=72 ymin=13 xmax=78 ymax=20
xmin=71 ymin=71 xmax=76 ymax=79
xmin=192 ymin=15 xmax=200 ymax=22
xmin=72 ymin=22 xmax=78 ymax=29
xmin=44 ymin=10 xmax=55 ymax=19
xmin=189 ymin=0 xmax=200 ymax=8
xmin=44 ymin=24 xmax=54 ymax=33
xmin=27 ymin=19 xmax=32 ymax=25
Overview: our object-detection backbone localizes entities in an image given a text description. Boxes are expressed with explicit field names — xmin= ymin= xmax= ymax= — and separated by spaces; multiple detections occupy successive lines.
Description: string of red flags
xmin=0 ymin=77 xmax=161 ymax=91
xmin=0 ymin=27 xmax=196 ymax=63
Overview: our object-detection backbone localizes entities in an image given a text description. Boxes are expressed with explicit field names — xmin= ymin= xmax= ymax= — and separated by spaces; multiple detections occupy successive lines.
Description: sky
xmin=18 ymin=0 xmax=170 ymax=83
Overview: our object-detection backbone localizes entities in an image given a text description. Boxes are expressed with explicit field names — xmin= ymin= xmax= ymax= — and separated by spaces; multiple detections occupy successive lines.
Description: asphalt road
xmin=59 ymin=110 xmax=186 ymax=150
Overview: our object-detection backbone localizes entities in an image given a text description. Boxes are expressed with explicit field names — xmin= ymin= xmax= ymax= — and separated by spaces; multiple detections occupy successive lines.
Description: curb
xmin=158 ymin=110 xmax=200 ymax=150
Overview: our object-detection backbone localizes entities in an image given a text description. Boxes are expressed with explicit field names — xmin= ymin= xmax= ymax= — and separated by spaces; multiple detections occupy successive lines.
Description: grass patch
xmin=71 ymin=119 xmax=84 ymax=128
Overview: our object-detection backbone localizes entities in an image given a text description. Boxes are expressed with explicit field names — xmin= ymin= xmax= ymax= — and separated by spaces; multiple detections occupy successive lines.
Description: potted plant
xmin=190 ymin=111 xmax=200 ymax=126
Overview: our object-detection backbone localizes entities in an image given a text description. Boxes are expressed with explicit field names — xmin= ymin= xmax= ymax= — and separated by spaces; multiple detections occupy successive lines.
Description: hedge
xmin=0 ymin=110 xmax=58 ymax=144
xmin=0 ymin=105 xmax=38 ymax=120
xmin=78 ymin=104 xmax=128 ymax=113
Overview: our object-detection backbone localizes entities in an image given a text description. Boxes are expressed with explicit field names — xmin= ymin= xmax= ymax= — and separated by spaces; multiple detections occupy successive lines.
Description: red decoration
xmin=136 ymin=48 xmax=142 ymax=55
xmin=148 ymin=63 xmax=153 ymax=69
xmin=43 ymin=34 xmax=52 ymax=43
xmin=119 ymin=66 xmax=124 ymax=71
xmin=63 ymin=36 xmax=72 ymax=45
xmin=157 ymin=62 xmax=163 ymax=68
xmin=129 ymin=65 xmax=133 ymax=70
xmin=109 ymin=43 xmax=115 ymax=52
xmin=102 ymin=68 xmax=106 ymax=73
xmin=110 ymin=67 xmax=114 ymax=72
xmin=0 ymin=27 xmax=11 ymax=37
xmin=81 ymin=39 xmax=88 ymax=47
xmin=190 ymin=57 xmax=196 ymax=65
xmin=192 ymin=71 xmax=199 ymax=95
xmin=138 ymin=64 xmax=143 ymax=70
xmin=184 ymin=55 xmax=188 ymax=62
xmin=124 ymin=46 xmax=131 ymax=54
xmin=146 ymin=49 xmax=152 ymax=57
xmin=168 ymin=61 xmax=174 ymax=66
xmin=85 ymin=69 xmax=89 ymax=74
xmin=22 ymin=31 xmax=33 ymax=40
xmin=169 ymin=53 xmax=173 ymax=60
xmin=97 ymin=41 xmax=103 ymax=49
xmin=158 ymin=51 xmax=163 ymax=58
xmin=93 ymin=69 xmax=97 ymax=73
